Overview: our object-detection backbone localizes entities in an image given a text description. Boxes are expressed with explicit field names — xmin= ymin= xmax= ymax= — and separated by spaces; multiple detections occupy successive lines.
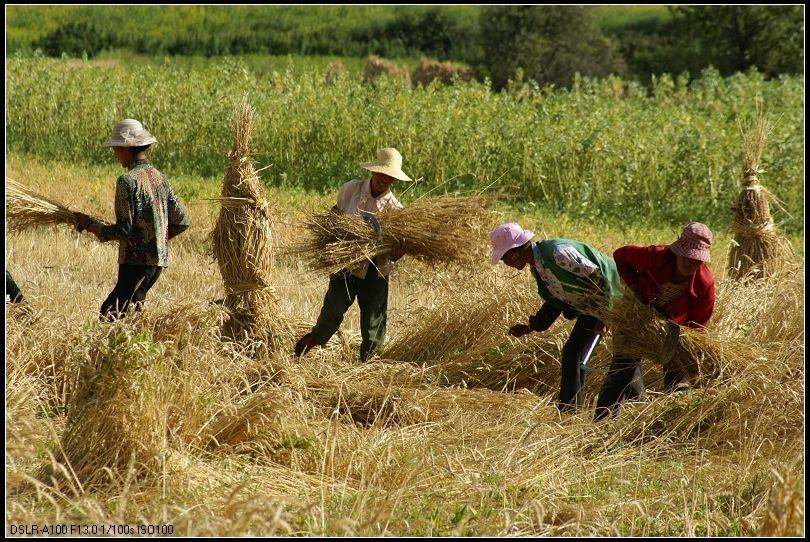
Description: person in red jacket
xmin=594 ymin=222 xmax=716 ymax=421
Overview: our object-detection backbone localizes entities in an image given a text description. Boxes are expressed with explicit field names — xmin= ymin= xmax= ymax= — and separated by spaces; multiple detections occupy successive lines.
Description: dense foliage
xmin=6 ymin=58 xmax=803 ymax=233
xmin=6 ymin=6 xmax=804 ymax=84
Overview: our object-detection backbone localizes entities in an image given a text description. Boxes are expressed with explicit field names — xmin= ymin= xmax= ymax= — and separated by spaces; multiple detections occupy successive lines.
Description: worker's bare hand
xmin=389 ymin=239 xmax=406 ymax=261
xmin=74 ymin=212 xmax=93 ymax=232
xmin=509 ymin=323 xmax=533 ymax=337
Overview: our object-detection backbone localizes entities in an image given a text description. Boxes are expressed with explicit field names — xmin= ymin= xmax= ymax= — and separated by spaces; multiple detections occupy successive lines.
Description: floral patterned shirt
xmin=530 ymin=239 xmax=620 ymax=319
xmin=97 ymin=160 xmax=189 ymax=267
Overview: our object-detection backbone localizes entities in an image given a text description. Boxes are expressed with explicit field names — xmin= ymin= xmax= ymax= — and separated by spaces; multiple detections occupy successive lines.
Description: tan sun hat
xmin=359 ymin=147 xmax=413 ymax=182
xmin=102 ymin=119 xmax=158 ymax=148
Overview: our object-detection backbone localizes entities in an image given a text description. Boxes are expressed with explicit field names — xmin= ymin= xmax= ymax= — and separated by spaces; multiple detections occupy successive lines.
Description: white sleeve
xmin=552 ymin=244 xmax=598 ymax=277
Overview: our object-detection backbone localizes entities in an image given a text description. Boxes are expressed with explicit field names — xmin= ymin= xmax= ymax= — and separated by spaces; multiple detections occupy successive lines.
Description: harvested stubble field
xmin=5 ymin=153 xmax=803 ymax=536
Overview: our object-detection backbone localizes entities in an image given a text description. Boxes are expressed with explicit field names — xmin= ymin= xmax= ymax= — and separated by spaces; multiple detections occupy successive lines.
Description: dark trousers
xmin=6 ymin=270 xmax=24 ymax=303
xmin=594 ymin=355 xmax=646 ymax=421
xmin=558 ymin=314 xmax=602 ymax=412
xmin=100 ymin=264 xmax=162 ymax=321
xmin=310 ymin=271 xmax=389 ymax=361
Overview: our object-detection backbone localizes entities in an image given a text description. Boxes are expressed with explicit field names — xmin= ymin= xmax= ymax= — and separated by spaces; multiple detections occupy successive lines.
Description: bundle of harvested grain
xmin=362 ymin=55 xmax=411 ymax=84
xmin=411 ymin=58 xmax=475 ymax=87
xmin=5 ymin=178 xmax=97 ymax=233
xmin=727 ymin=109 xmax=794 ymax=279
xmin=602 ymin=286 xmax=766 ymax=386
xmin=55 ymin=327 xmax=170 ymax=487
xmin=292 ymin=193 xmax=496 ymax=276
xmin=210 ymin=97 xmax=289 ymax=354
xmin=324 ymin=60 xmax=346 ymax=85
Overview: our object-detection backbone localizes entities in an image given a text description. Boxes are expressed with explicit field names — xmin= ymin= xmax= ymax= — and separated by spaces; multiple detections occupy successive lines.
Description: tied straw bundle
xmin=727 ymin=107 xmax=794 ymax=279
xmin=6 ymin=178 xmax=99 ymax=233
xmin=210 ymin=97 xmax=287 ymax=353
xmin=293 ymin=193 xmax=496 ymax=276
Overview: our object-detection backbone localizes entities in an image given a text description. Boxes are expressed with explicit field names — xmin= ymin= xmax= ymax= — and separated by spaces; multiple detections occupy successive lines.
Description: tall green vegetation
xmin=7 ymin=5 xmax=803 ymax=84
xmin=5 ymin=58 xmax=804 ymax=233
xmin=478 ymin=6 xmax=625 ymax=90
xmin=8 ymin=5 xmax=480 ymax=60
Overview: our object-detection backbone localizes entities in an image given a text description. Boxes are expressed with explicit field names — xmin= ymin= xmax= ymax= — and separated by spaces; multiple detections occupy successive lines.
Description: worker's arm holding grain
xmin=82 ymin=176 xmax=134 ymax=241
xmin=509 ymin=302 xmax=562 ymax=337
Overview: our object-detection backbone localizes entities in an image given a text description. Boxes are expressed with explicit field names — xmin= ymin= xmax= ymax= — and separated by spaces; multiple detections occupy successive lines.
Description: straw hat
xmin=670 ymin=222 xmax=713 ymax=263
xmin=102 ymin=119 xmax=158 ymax=148
xmin=359 ymin=147 xmax=413 ymax=182
xmin=489 ymin=223 xmax=535 ymax=265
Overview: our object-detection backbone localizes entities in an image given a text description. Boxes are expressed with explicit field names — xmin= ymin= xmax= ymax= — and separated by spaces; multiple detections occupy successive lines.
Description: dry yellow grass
xmin=5 ymin=153 xmax=804 ymax=536
xmin=5 ymin=177 xmax=96 ymax=233
xmin=362 ymin=55 xmax=411 ymax=85
xmin=411 ymin=58 xmax=476 ymax=87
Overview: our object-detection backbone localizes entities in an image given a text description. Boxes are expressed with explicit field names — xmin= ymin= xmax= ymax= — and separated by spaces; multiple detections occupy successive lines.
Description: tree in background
xmin=478 ymin=6 xmax=625 ymax=90
xmin=672 ymin=6 xmax=804 ymax=76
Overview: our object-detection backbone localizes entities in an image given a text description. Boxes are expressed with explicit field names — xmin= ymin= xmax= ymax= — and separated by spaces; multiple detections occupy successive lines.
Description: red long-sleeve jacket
xmin=613 ymin=244 xmax=715 ymax=329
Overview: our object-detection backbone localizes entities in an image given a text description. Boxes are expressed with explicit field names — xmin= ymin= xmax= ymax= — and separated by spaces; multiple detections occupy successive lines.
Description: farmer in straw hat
xmin=295 ymin=147 xmax=411 ymax=362
xmin=490 ymin=223 xmax=622 ymax=413
xmin=75 ymin=119 xmax=189 ymax=320
xmin=594 ymin=222 xmax=716 ymax=421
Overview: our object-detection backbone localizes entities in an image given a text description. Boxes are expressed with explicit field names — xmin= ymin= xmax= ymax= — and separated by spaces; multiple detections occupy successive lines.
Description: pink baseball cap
xmin=489 ymin=223 xmax=535 ymax=265
xmin=670 ymin=222 xmax=713 ymax=262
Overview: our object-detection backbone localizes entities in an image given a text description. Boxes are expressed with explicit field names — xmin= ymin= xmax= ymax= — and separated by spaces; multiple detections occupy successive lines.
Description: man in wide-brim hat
xmin=295 ymin=147 xmax=412 ymax=362
xmin=75 ymin=119 xmax=190 ymax=320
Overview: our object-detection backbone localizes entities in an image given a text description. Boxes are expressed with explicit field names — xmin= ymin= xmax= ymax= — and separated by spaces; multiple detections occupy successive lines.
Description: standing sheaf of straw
xmin=210 ymin=97 xmax=288 ymax=352
xmin=727 ymin=107 xmax=794 ymax=280
xmin=5 ymin=178 xmax=98 ymax=233
xmin=290 ymin=193 xmax=497 ymax=276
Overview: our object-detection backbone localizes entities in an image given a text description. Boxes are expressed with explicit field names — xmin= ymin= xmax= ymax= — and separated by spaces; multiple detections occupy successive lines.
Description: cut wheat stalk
xmin=6 ymin=178 xmax=100 ymax=233
xmin=290 ymin=193 xmax=496 ymax=276
xmin=601 ymin=286 xmax=767 ymax=387
xmin=209 ymin=96 xmax=289 ymax=354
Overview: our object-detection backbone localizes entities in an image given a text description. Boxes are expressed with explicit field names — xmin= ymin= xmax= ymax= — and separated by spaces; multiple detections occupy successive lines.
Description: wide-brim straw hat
xmin=359 ymin=147 xmax=413 ymax=182
xmin=669 ymin=222 xmax=713 ymax=263
xmin=102 ymin=119 xmax=158 ymax=148
xmin=489 ymin=223 xmax=535 ymax=265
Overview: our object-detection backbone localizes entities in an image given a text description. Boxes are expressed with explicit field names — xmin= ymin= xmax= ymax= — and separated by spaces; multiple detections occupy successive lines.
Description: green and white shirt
xmin=530 ymin=239 xmax=621 ymax=319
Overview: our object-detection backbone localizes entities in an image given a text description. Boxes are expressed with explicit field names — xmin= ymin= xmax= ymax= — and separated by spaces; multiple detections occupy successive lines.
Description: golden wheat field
xmin=5 ymin=153 xmax=804 ymax=536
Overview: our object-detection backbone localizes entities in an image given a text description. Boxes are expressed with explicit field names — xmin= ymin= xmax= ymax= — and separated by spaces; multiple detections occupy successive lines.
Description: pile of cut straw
xmin=384 ymin=275 xmax=579 ymax=395
xmin=602 ymin=286 xmax=766 ymax=387
xmin=727 ymin=108 xmax=794 ymax=279
xmin=6 ymin=178 xmax=97 ymax=233
xmin=210 ymin=97 xmax=288 ymax=354
xmin=292 ymin=193 xmax=496 ymax=276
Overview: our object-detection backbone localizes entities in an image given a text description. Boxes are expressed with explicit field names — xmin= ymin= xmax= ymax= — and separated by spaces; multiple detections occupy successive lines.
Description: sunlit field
xmin=6 ymin=145 xmax=803 ymax=535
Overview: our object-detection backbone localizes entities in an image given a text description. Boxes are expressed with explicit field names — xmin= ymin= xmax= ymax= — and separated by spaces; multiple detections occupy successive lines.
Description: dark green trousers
xmin=310 ymin=271 xmax=389 ymax=361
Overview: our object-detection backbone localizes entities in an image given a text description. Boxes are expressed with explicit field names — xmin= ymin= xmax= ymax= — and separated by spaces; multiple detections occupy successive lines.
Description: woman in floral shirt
xmin=490 ymin=223 xmax=622 ymax=413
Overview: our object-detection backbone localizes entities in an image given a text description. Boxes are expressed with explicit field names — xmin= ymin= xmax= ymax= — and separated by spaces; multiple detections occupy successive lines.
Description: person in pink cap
xmin=594 ymin=222 xmax=716 ymax=421
xmin=490 ymin=223 xmax=622 ymax=413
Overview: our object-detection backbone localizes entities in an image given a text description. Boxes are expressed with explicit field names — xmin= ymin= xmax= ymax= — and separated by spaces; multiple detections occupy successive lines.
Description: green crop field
xmin=6 ymin=57 xmax=804 ymax=233
xmin=5 ymin=53 xmax=804 ymax=536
